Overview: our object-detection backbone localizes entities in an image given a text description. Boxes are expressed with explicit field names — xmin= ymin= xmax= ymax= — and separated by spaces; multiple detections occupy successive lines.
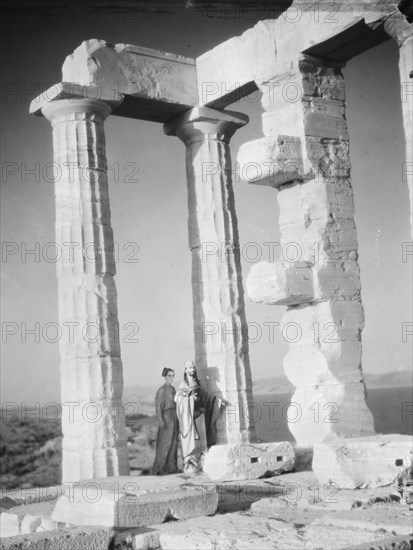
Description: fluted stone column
xmin=243 ymin=56 xmax=375 ymax=446
xmin=384 ymin=11 xmax=413 ymax=236
xmin=42 ymin=97 xmax=129 ymax=482
xmin=165 ymin=107 xmax=254 ymax=444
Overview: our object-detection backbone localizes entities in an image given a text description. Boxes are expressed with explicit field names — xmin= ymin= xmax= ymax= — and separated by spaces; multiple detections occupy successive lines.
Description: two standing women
xmin=152 ymin=362 xmax=224 ymax=475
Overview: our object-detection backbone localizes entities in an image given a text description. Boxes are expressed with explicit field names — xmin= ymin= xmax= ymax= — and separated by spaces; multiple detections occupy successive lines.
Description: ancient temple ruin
xmin=30 ymin=1 xmax=412 ymax=483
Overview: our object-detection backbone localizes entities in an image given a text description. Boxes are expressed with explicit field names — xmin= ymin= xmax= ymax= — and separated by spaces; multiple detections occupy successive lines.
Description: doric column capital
xmin=164 ymin=106 xmax=248 ymax=144
xmin=30 ymin=82 xmax=123 ymax=123
xmin=42 ymin=98 xmax=113 ymax=125
xmin=383 ymin=11 xmax=412 ymax=45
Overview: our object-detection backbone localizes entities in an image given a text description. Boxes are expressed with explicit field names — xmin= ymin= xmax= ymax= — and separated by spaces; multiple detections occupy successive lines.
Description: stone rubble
xmin=313 ymin=434 xmax=413 ymax=489
xmin=203 ymin=441 xmax=295 ymax=481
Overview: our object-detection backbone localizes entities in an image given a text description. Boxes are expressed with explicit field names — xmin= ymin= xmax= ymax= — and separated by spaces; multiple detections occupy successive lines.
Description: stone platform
xmin=51 ymin=473 xmax=218 ymax=528
xmin=2 ymin=472 xmax=412 ymax=550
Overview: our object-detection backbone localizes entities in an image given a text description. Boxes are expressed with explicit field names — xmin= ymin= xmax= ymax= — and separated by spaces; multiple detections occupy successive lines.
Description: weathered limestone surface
xmin=0 ymin=502 xmax=61 ymax=538
xmin=164 ymin=107 xmax=255 ymax=445
xmin=29 ymin=82 xmax=122 ymax=116
xmin=0 ymin=527 xmax=115 ymax=550
xmin=41 ymin=97 xmax=129 ymax=483
xmin=313 ymin=508 xmax=413 ymax=536
xmin=2 ymin=472 xmax=412 ymax=550
xmin=237 ymin=135 xmax=311 ymax=187
xmin=155 ymin=496 xmax=413 ymax=550
xmin=196 ymin=4 xmax=398 ymax=108
xmin=383 ymin=12 xmax=413 ymax=236
xmin=313 ymin=434 xmax=413 ymax=489
xmin=203 ymin=442 xmax=295 ymax=481
xmin=246 ymin=260 xmax=314 ymax=305
xmin=61 ymin=39 xmax=198 ymax=121
xmin=51 ymin=474 xmax=218 ymax=528
xmin=245 ymin=55 xmax=375 ymax=446
xmin=113 ymin=527 xmax=160 ymax=550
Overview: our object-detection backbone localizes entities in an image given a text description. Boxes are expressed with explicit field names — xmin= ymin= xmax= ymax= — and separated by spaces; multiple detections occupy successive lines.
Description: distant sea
xmin=252 ymin=387 xmax=413 ymax=443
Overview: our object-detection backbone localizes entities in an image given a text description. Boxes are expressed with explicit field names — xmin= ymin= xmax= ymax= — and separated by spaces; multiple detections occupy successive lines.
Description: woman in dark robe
xmin=152 ymin=368 xmax=179 ymax=475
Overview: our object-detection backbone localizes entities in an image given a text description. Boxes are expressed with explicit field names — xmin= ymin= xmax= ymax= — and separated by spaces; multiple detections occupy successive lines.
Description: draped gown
xmin=152 ymin=383 xmax=179 ymax=475
xmin=175 ymin=380 xmax=222 ymax=471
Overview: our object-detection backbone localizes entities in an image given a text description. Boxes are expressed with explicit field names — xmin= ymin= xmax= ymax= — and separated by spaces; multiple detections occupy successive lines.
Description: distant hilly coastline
xmin=363 ymin=369 xmax=413 ymax=389
xmin=252 ymin=369 xmax=413 ymax=395
xmin=123 ymin=369 xmax=412 ymax=414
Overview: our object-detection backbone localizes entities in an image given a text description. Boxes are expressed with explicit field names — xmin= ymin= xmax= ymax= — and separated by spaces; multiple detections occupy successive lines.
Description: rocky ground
xmin=1 ymin=470 xmax=412 ymax=549
xmin=1 ymin=411 xmax=412 ymax=549
xmin=0 ymin=413 xmax=158 ymax=488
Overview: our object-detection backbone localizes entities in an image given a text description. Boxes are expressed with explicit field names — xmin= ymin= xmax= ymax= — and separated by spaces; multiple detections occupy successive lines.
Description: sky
xmin=1 ymin=3 xmax=412 ymax=404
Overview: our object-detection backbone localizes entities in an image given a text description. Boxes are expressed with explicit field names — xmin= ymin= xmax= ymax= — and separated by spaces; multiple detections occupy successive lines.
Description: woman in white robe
xmin=175 ymin=361 xmax=222 ymax=474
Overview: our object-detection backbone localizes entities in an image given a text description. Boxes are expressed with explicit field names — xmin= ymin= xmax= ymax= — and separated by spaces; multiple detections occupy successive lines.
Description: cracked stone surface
xmin=1 ymin=472 xmax=412 ymax=549
xmin=41 ymin=97 xmax=130 ymax=484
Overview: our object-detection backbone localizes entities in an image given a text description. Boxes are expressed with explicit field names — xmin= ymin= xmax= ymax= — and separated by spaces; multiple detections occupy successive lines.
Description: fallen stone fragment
xmin=203 ymin=442 xmax=295 ymax=481
xmin=51 ymin=474 xmax=218 ymax=528
xmin=313 ymin=434 xmax=413 ymax=489
xmin=113 ymin=526 xmax=160 ymax=550
xmin=0 ymin=501 xmax=61 ymax=538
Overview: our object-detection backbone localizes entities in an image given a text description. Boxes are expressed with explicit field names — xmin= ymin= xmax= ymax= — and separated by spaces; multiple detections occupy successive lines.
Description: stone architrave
xmin=164 ymin=107 xmax=255 ymax=444
xmin=37 ymin=88 xmax=130 ymax=483
xmin=61 ymin=39 xmax=198 ymax=122
xmin=244 ymin=56 xmax=375 ymax=446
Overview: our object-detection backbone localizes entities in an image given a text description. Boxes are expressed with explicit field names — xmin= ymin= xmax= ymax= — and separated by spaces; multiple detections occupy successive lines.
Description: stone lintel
xmin=302 ymin=18 xmax=390 ymax=63
xmin=164 ymin=106 xmax=249 ymax=142
xmin=62 ymin=39 xmax=198 ymax=111
xmin=203 ymin=442 xmax=295 ymax=481
xmin=195 ymin=8 xmax=397 ymax=108
xmin=51 ymin=474 xmax=218 ymax=528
